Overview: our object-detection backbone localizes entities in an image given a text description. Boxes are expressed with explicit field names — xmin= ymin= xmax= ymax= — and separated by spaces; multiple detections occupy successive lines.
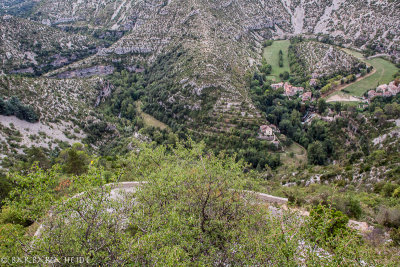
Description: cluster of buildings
xmin=271 ymin=82 xmax=304 ymax=96
xmin=367 ymin=81 xmax=400 ymax=100
xmin=271 ymin=82 xmax=312 ymax=101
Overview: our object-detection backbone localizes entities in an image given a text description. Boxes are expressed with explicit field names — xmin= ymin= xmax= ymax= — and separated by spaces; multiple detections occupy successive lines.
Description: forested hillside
xmin=0 ymin=0 xmax=399 ymax=265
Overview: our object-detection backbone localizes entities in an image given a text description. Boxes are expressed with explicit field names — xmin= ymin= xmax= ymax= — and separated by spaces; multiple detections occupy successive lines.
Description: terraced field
xmin=263 ymin=40 xmax=291 ymax=82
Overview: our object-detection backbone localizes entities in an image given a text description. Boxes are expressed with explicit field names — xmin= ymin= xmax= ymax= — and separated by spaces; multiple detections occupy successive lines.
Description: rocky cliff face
xmin=10 ymin=0 xmax=400 ymax=130
xmin=0 ymin=15 xmax=106 ymax=75
xmin=32 ymin=0 xmax=400 ymax=57
xmin=0 ymin=0 xmax=38 ymax=16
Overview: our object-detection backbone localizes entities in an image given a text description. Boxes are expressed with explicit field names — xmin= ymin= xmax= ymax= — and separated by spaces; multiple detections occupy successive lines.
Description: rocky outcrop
xmin=0 ymin=16 xmax=105 ymax=74
xmin=23 ymin=0 xmax=400 ymax=130
xmin=56 ymin=65 xmax=115 ymax=79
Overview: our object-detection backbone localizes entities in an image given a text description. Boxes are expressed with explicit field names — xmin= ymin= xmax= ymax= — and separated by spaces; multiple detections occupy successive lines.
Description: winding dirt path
xmin=322 ymin=68 xmax=376 ymax=99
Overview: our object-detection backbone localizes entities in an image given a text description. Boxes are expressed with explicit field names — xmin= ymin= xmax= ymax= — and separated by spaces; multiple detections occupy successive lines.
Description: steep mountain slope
xmin=28 ymin=0 xmax=399 ymax=131
xmin=0 ymin=15 xmax=106 ymax=75
xmin=33 ymin=0 xmax=400 ymax=58
xmin=0 ymin=75 xmax=117 ymax=161
xmin=0 ymin=0 xmax=38 ymax=16
xmin=273 ymin=0 xmax=400 ymax=59
xmin=31 ymin=0 xmax=292 ymax=131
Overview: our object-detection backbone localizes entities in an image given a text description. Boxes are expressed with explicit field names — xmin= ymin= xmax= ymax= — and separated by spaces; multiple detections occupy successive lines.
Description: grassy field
xmin=278 ymin=142 xmax=307 ymax=171
xmin=340 ymin=49 xmax=398 ymax=97
xmin=136 ymin=101 xmax=169 ymax=130
xmin=263 ymin=40 xmax=291 ymax=82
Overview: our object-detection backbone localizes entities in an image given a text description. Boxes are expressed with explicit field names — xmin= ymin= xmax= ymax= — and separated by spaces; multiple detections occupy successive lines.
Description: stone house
xmin=284 ymin=82 xmax=304 ymax=96
xmin=271 ymin=82 xmax=284 ymax=90
xmin=259 ymin=125 xmax=275 ymax=141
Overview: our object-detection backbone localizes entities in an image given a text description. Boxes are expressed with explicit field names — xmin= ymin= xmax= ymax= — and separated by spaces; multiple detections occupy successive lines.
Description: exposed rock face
xmin=95 ymin=81 xmax=113 ymax=107
xmin=0 ymin=0 xmax=38 ymax=16
xmin=0 ymin=16 xmax=105 ymax=74
xmin=26 ymin=0 xmax=400 ymax=129
xmin=57 ymin=65 xmax=115 ymax=79
xmin=33 ymin=0 xmax=400 ymax=57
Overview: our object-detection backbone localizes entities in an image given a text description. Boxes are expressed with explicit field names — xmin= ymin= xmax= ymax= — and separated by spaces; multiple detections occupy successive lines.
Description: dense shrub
xmin=0 ymin=174 xmax=11 ymax=208
xmin=0 ymin=96 xmax=39 ymax=122
xmin=57 ymin=143 xmax=90 ymax=175
xmin=390 ymin=227 xmax=400 ymax=246
xmin=332 ymin=196 xmax=362 ymax=219
xmin=377 ymin=207 xmax=400 ymax=228
xmin=382 ymin=183 xmax=399 ymax=198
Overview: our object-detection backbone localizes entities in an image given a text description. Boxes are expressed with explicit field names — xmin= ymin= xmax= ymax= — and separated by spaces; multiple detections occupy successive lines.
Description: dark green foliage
xmin=278 ymin=49 xmax=284 ymax=67
xmin=19 ymin=147 xmax=51 ymax=171
xmin=390 ymin=227 xmax=400 ymax=246
xmin=84 ymin=121 xmax=112 ymax=143
xmin=287 ymin=40 xmax=366 ymax=90
xmin=57 ymin=143 xmax=90 ymax=175
xmin=65 ymin=149 xmax=88 ymax=175
xmin=262 ymin=40 xmax=273 ymax=47
xmin=0 ymin=174 xmax=11 ymax=208
xmin=287 ymin=44 xmax=309 ymax=86
xmin=0 ymin=96 xmax=39 ymax=122
xmin=279 ymin=71 xmax=289 ymax=80
xmin=317 ymin=98 xmax=327 ymax=114
xmin=308 ymin=141 xmax=327 ymax=165
xmin=309 ymin=205 xmax=349 ymax=236
xmin=334 ymin=102 xmax=342 ymax=113
xmin=377 ymin=207 xmax=400 ymax=228
xmin=259 ymin=59 xmax=272 ymax=75
xmin=249 ymin=78 xmax=338 ymax=165
xmin=333 ymin=196 xmax=362 ymax=219
xmin=382 ymin=183 xmax=399 ymax=198
xmin=104 ymin=70 xmax=144 ymax=120
xmin=143 ymin=45 xmax=197 ymax=128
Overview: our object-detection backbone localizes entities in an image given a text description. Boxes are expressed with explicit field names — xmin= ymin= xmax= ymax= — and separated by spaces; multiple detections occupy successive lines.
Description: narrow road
xmin=322 ymin=68 xmax=376 ymax=99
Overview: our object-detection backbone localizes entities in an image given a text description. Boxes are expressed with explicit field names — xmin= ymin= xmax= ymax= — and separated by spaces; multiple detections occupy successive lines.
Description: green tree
xmin=318 ymin=99 xmax=327 ymax=114
xmin=334 ymin=102 xmax=342 ymax=114
xmin=24 ymin=147 xmax=51 ymax=170
xmin=280 ymin=71 xmax=289 ymax=80
xmin=4 ymin=165 xmax=60 ymax=223
xmin=308 ymin=141 xmax=327 ymax=165
xmin=58 ymin=143 xmax=90 ymax=175
xmin=0 ymin=141 xmax=389 ymax=265
xmin=305 ymin=205 xmax=355 ymax=250
xmin=0 ymin=174 xmax=11 ymax=208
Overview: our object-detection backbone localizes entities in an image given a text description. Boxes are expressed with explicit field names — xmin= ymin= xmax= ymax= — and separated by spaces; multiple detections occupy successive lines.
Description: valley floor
xmin=263 ymin=40 xmax=291 ymax=82
xmin=339 ymin=49 xmax=398 ymax=97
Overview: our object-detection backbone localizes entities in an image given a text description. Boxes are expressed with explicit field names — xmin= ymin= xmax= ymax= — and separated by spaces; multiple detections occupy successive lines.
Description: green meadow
xmin=341 ymin=49 xmax=398 ymax=97
xmin=263 ymin=40 xmax=291 ymax=82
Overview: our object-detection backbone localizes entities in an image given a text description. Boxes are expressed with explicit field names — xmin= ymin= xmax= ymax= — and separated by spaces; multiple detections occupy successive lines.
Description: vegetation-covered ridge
xmin=289 ymin=41 xmax=364 ymax=79
xmin=1 ymin=141 xmax=399 ymax=265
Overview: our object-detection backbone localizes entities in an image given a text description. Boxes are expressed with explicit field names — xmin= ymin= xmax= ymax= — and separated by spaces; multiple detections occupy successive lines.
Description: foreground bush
xmin=0 ymin=141 xmax=396 ymax=265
